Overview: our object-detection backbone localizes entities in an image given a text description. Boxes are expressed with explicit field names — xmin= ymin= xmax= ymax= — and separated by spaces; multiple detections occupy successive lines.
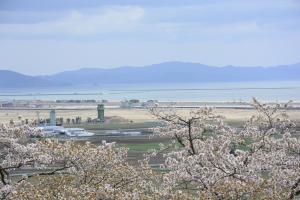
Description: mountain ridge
xmin=41 ymin=61 xmax=300 ymax=85
xmin=1 ymin=62 xmax=300 ymax=88
xmin=0 ymin=69 xmax=67 ymax=88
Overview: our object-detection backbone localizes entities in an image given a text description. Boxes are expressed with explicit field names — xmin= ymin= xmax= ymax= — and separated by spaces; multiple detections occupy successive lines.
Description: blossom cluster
xmin=150 ymin=98 xmax=300 ymax=199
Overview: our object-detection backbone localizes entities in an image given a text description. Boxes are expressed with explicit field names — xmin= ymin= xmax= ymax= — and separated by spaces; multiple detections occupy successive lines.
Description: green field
xmin=64 ymin=121 xmax=160 ymax=130
xmin=118 ymin=142 xmax=162 ymax=152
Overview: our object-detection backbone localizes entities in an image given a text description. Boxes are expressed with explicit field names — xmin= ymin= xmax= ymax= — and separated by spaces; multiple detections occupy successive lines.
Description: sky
xmin=0 ymin=0 xmax=299 ymax=75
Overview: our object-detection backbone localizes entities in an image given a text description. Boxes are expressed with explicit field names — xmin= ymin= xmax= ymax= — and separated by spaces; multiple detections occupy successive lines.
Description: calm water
xmin=0 ymin=81 xmax=300 ymax=102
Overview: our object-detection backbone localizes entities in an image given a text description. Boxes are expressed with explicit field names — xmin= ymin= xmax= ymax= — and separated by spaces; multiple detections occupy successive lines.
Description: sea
xmin=0 ymin=81 xmax=300 ymax=102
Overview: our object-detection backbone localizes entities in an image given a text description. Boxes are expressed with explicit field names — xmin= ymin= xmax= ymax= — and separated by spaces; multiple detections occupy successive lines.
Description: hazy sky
xmin=0 ymin=0 xmax=299 ymax=75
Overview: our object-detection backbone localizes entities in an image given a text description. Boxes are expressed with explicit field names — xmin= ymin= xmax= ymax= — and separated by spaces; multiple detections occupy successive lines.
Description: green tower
xmin=97 ymin=104 xmax=105 ymax=123
xmin=50 ymin=109 xmax=56 ymax=126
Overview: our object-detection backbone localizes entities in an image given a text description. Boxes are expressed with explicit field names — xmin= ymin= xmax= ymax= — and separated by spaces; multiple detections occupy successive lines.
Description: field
xmin=2 ymin=107 xmax=300 ymax=124
xmin=2 ymin=106 xmax=300 ymax=166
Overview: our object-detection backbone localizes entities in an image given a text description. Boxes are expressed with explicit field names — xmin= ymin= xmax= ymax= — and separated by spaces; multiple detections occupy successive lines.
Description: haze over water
xmin=1 ymin=81 xmax=299 ymax=102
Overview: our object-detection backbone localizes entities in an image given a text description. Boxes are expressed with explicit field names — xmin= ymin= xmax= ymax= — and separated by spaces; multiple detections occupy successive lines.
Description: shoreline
xmin=1 ymin=100 xmax=300 ymax=110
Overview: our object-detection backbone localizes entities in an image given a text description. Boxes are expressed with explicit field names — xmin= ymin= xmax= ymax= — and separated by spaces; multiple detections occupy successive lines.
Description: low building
xmin=0 ymin=102 xmax=14 ymax=108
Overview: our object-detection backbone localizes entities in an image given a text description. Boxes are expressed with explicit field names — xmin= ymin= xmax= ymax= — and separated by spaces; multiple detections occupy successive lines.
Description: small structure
xmin=120 ymin=99 xmax=141 ymax=108
xmin=97 ymin=104 xmax=105 ymax=123
xmin=0 ymin=102 xmax=13 ymax=108
xmin=50 ymin=110 xmax=56 ymax=126
xmin=120 ymin=100 xmax=131 ymax=108
xmin=129 ymin=99 xmax=140 ymax=104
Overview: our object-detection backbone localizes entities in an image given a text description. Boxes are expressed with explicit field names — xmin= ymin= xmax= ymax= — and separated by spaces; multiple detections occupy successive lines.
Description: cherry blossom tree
xmin=10 ymin=140 xmax=159 ymax=200
xmin=0 ymin=125 xmax=158 ymax=199
xmin=0 ymin=125 xmax=46 ymax=199
xmin=150 ymin=98 xmax=299 ymax=199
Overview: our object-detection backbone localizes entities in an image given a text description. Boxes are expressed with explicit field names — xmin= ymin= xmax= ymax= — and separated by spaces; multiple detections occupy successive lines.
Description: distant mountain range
xmin=1 ymin=62 xmax=300 ymax=88
xmin=0 ymin=70 xmax=62 ymax=88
